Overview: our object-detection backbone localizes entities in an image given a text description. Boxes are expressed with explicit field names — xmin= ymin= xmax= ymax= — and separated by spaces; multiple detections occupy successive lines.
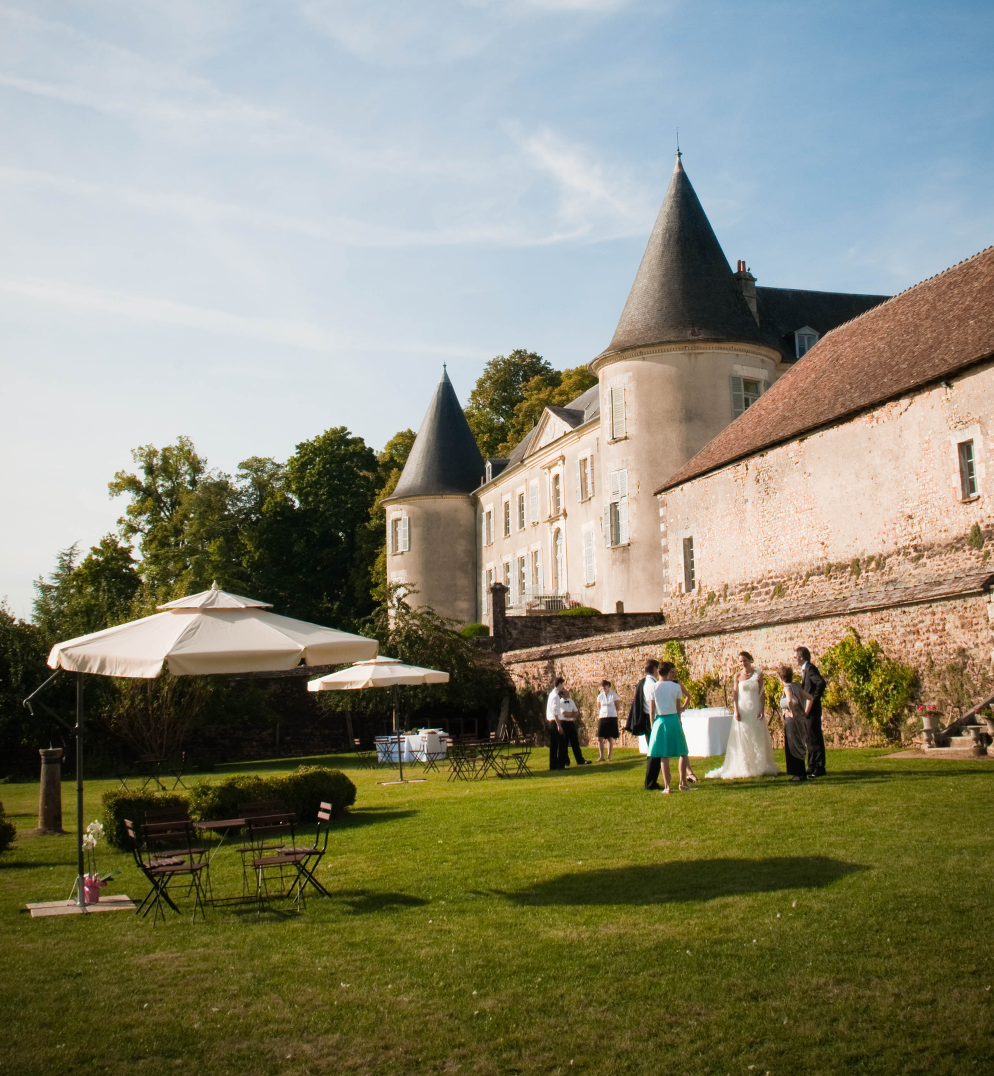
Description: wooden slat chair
xmin=127 ymin=819 xmax=210 ymax=924
xmin=509 ymin=745 xmax=534 ymax=777
xmin=351 ymin=739 xmax=375 ymax=769
xmin=281 ymin=802 xmax=334 ymax=905
xmin=242 ymin=812 xmax=301 ymax=910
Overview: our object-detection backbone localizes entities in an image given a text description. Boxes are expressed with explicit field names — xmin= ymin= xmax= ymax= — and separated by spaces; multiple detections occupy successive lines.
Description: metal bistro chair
xmin=447 ymin=743 xmax=479 ymax=782
xmin=281 ymin=801 xmax=334 ymax=905
xmin=508 ymin=744 xmax=534 ymax=777
xmin=242 ymin=812 xmax=302 ymax=911
xmin=351 ymin=738 xmax=375 ymax=770
xmin=126 ymin=819 xmax=209 ymax=924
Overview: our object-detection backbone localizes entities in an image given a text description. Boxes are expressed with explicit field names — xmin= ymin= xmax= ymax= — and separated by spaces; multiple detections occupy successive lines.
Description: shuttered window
xmin=609 ymin=386 xmax=626 ymax=439
xmin=400 ymin=516 xmax=410 ymax=552
xmin=528 ymin=480 xmax=539 ymax=524
xmin=503 ymin=499 xmax=511 ymax=537
xmin=959 ymin=440 xmax=978 ymax=499
xmin=517 ymin=556 xmax=528 ymax=602
xmin=730 ymin=375 xmax=765 ymax=419
xmin=583 ymin=528 xmax=595 ymax=584
xmin=517 ymin=491 xmax=526 ymax=530
xmin=575 ymin=456 xmax=591 ymax=501
xmin=605 ymin=468 xmax=629 ymax=546
xmin=390 ymin=517 xmax=400 ymax=553
xmin=683 ymin=536 xmax=696 ymax=592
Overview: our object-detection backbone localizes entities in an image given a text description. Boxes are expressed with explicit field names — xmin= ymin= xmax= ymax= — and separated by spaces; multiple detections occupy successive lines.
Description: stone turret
xmin=381 ymin=368 xmax=484 ymax=624
xmin=590 ymin=153 xmax=781 ymax=610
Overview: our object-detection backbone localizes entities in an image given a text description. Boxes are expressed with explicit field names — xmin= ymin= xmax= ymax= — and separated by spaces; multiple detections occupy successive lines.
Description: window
xmin=683 ymin=536 xmax=696 ymax=592
xmin=552 ymin=473 xmax=562 ymax=516
xmin=502 ymin=561 xmax=511 ymax=587
xmin=485 ymin=460 xmax=493 ymax=483
xmin=517 ymin=491 xmax=526 ymax=530
xmin=604 ymin=468 xmax=629 ymax=547
xmin=503 ymin=499 xmax=511 ymax=537
xmin=794 ymin=327 xmax=819 ymax=358
xmin=389 ymin=516 xmax=409 ymax=553
xmin=583 ymin=528 xmax=595 ymax=584
xmin=609 ymin=386 xmax=626 ymax=439
xmin=552 ymin=529 xmax=565 ymax=593
xmin=483 ymin=568 xmax=494 ymax=610
xmin=575 ymin=456 xmax=593 ymax=501
xmin=530 ymin=548 xmax=543 ymax=593
xmin=730 ymin=375 xmax=765 ymax=419
xmin=517 ymin=556 xmax=527 ymax=603
xmin=483 ymin=509 xmax=494 ymax=546
xmin=959 ymin=440 xmax=978 ymax=499
xmin=528 ymin=480 xmax=539 ymax=524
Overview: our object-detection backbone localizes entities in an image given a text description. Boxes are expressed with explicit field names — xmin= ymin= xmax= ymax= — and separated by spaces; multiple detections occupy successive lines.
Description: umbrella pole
xmin=75 ymin=673 xmax=85 ymax=911
xmin=394 ymin=684 xmax=403 ymax=782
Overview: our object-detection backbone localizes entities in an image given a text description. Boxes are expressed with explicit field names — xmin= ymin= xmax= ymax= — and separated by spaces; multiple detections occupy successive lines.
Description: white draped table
xmin=638 ymin=707 xmax=734 ymax=758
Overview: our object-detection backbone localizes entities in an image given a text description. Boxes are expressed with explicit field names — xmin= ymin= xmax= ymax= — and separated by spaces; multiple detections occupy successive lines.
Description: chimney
xmin=734 ymin=260 xmax=759 ymax=324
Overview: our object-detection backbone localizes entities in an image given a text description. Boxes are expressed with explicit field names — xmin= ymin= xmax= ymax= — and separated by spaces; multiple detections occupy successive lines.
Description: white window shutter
xmin=574 ymin=459 xmax=581 ymax=499
xmin=536 ymin=547 xmax=543 ymax=593
xmin=618 ymin=469 xmax=628 ymax=498
xmin=730 ymin=375 xmax=745 ymax=419
xmin=609 ymin=470 xmax=621 ymax=500
xmin=583 ymin=529 xmax=595 ymax=584
xmin=611 ymin=386 xmax=626 ymax=438
xmin=618 ymin=499 xmax=629 ymax=545
xmin=603 ymin=504 xmax=611 ymax=546
xmin=400 ymin=516 xmax=410 ymax=552
xmin=529 ymin=480 xmax=539 ymax=523
xmin=587 ymin=457 xmax=594 ymax=497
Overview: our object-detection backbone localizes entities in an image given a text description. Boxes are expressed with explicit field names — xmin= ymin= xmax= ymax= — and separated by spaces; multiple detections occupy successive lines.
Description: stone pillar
xmin=490 ymin=583 xmax=509 ymax=653
xmin=38 ymin=748 xmax=66 ymax=835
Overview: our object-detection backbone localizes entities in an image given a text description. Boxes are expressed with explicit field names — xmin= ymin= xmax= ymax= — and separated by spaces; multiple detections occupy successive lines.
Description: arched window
xmin=553 ymin=529 xmax=565 ymax=594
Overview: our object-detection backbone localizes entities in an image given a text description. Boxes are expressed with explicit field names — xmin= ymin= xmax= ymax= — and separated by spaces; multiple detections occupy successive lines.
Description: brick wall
xmin=501 ymin=583 xmax=994 ymax=748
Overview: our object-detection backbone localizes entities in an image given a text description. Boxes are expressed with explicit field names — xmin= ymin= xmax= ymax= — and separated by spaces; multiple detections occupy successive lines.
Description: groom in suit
xmin=795 ymin=646 xmax=827 ymax=778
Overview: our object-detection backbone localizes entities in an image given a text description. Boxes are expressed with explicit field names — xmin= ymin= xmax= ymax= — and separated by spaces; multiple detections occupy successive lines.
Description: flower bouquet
xmin=82 ymin=820 xmax=111 ymax=903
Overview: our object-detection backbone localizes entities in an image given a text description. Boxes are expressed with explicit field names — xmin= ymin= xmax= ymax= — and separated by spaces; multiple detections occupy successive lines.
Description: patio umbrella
xmin=307 ymin=656 xmax=449 ymax=782
xmin=32 ymin=584 xmax=378 ymax=909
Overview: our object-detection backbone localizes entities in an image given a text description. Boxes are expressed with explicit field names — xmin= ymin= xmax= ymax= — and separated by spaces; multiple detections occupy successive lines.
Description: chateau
xmin=383 ymin=154 xmax=888 ymax=625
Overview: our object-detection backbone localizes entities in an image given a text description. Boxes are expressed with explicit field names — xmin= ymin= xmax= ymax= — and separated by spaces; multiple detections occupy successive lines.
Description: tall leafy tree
xmin=464 ymin=349 xmax=554 ymax=457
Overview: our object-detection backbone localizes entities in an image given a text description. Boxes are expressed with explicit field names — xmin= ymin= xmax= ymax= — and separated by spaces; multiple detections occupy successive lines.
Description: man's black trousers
xmin=561 ymin=721 xmax=585 ymax=765
xmin=804 ymin=708 xmax=827 ymax=776
xmin=548 ymin=723 xmax=568 ymax=770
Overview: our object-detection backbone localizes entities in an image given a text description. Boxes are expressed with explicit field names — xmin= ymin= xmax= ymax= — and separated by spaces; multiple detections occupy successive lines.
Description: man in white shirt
xmin=547 ymin=678 xmax=568 ymax=770
xmin=558 ymin=689 xmax=590 ymax=767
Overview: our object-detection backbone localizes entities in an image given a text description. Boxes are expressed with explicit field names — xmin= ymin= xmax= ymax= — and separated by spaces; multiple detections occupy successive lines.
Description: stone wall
xmin=501 ymin=580 xmax=994 ymax=748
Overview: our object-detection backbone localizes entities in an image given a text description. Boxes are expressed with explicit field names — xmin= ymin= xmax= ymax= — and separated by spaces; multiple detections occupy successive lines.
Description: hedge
xmin=101 ymin=790 xmax=190 ymax=850
xmin=557 ymin=606 xmax=601 ymax=616
xmin=189 ymin=767 xmax=356 ymax=825
xmin=0 ymin=801 xmax=16 ymax=856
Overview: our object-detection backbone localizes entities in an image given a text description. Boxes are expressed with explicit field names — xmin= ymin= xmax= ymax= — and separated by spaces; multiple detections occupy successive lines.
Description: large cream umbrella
xmin=31 ymin=585 xmax=378 ymax=910
xmin=307 ymin=656 xmax=449 ymax=782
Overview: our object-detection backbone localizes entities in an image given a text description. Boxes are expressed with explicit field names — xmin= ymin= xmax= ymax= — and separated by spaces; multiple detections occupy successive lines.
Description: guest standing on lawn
xmin=547 ymin=678 xmax=568 ymax=771
xmin=795 ymin=646 xmax=828 ymax=778
xmin=559 ymin=689 xmax=591 ymax=766
xmin=596 ymin=680 xmax=621 ymax=761
xmin=779 ymin=665 xmax=814 ymax=783
xmin=636 ymin=659 xmax=661 ymax=790
xmin=646 ymin=661 xmax=693 ymax=793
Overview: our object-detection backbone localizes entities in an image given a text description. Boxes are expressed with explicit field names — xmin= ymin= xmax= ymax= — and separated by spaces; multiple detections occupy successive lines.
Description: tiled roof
xmin=387 ymin=370 xmax=485 ymax=499
xmin=597 ymin=154 xmax=768 ymax=358
xmin=658 ymin=245 xmax=994 ymax=493
xmin=755 ymin=286 xmax=889 ymax=362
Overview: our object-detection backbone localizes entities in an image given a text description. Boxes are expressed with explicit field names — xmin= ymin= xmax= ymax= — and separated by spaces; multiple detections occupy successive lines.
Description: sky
xmin=1 ymin=0 xmax=992 ymax=618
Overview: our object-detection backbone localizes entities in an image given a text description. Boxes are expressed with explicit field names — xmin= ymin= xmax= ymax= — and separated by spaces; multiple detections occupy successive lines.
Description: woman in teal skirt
xmin=647 ymin=661 xmax=692 ymax=793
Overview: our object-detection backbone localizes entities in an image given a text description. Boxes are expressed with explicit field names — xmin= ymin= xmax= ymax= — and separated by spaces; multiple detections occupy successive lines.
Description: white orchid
xmin=85 ymin=820 xmax=104 ymax=840
xmin=82 ymin=833 xmax=97 ymax=851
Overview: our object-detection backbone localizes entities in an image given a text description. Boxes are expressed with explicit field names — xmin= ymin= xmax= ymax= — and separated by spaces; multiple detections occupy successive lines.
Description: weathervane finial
xmin=676 ymin=127 xmax=681 ymax=160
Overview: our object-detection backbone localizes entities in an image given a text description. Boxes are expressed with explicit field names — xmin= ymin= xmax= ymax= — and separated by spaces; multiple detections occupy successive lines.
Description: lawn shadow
xmin=341 ymin=808 xmax=418 ymax=829
xmin=497 ymin=857 xmax=866 ymax=906
xmin=336 ymin=889 xmax=430 ymax=915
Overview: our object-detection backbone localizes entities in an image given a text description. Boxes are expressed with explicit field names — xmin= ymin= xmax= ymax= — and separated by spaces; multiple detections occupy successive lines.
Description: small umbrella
xmin=307 ymin=656 xmax=449 ymax=782
xmin=34 ymin=585 xmax=378 ymax=909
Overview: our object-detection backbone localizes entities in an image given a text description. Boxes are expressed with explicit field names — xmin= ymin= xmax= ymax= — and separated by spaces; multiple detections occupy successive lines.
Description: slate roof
xmin=597 ymin=154 xmax=768 ymax=358
xmin=658 ymin=245 xmax=994 ymax=493
xmin=756 ymin=286 xmax=890 ymax=362
xmin=387 ymin=369 xmax=485 ymax=500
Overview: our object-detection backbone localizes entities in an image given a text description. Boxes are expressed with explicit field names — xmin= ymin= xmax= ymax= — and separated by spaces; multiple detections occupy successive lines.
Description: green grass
xmin=1 ymin=747 xmax=993 ymax=1075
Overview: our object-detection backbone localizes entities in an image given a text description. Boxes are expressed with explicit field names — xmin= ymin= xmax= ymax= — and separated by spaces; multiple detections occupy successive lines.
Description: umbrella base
xmin=377 ymin=779 xmax=427 ymax=785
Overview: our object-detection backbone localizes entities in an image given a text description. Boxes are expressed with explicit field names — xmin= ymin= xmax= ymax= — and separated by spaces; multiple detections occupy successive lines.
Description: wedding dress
xmin=706 ymin=670 xmax=781 ymax=779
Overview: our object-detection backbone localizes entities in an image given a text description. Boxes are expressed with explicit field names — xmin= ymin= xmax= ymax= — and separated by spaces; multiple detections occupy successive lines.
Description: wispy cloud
xmin=0 ymin=274 xmax=488 ymax=359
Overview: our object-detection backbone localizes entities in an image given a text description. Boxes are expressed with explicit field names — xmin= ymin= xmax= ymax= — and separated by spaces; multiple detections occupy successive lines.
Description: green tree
xmin=501 ymin=365 xmax=597 ymax=454
xmin=109 ymin=437 xmax=246 ymax=599
xmin=464 ymin=349 xmax=554 ymax=457
xmin=0 ymin=602 xmax=53 ymax=773
xmin=245 ymin=427 xmax=380 ymax=627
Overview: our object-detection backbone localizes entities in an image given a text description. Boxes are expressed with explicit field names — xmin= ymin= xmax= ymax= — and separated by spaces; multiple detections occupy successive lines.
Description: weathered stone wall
xmin=502 ymin=586 xmax=994 ymax=748
xmin=496 ymin=609 xmax=665 ymax=652
xmin=658 ymin=361 xmax=993 ymax=621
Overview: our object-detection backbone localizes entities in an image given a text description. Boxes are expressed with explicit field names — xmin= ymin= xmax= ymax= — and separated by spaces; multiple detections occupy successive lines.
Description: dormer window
xmin=485 ymin=460 xmax=493 ymax=483
xmin=794 ymin=326 xmax=819 ymax=358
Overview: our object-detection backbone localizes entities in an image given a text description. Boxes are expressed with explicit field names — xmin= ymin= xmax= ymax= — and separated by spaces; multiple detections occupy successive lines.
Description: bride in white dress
xmin=706 ymin=651 xmax=781 ymax=779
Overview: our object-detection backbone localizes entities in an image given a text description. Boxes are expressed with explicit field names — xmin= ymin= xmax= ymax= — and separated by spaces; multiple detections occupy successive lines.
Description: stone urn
xmin=920 ymin=711 xmax=940 ymax=749
xmin=969 ymin=726 xmax=987 ymax=757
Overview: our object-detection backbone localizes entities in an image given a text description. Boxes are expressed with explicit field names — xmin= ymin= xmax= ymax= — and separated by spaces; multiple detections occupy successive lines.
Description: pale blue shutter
xmin=730 ymin=376 xmax=745 ymax=419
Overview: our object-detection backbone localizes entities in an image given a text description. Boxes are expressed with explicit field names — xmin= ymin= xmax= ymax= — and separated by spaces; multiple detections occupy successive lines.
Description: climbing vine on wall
xmin=663 ymin=640 xmax=719 ymax=709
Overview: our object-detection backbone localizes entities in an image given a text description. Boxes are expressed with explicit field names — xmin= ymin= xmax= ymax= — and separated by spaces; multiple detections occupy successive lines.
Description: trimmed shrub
xmin=557 ymin=606 xmax=601 ymax=617
xmin=459 ymin=623 xmax=490 ymax=638
xmin=189 ymin=767 xmax=356 ymax=824
xmin=0 ymin=800 xmax=16 ymax=856
xmin=101 ymin=789 xmax=190 ymax=850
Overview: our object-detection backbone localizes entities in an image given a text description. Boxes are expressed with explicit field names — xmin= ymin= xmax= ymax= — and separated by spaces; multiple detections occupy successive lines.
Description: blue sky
xmin=1 ymin=0 xmax=992 ymax=617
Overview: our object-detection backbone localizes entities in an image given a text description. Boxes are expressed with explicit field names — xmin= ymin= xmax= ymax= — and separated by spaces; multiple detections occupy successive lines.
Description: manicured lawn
xmin=1 ymin=747 xmax=992 ymax=1075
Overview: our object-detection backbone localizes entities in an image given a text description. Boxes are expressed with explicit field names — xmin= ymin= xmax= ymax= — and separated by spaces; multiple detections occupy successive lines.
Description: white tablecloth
xmin=638 ymin=708 xmax=733 ymax=758
xmin=375 ymin=730 xmax=450 ymax=763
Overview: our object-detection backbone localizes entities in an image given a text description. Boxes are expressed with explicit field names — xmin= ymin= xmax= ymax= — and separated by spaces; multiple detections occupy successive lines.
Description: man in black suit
xmin=795 ymin=646 xmax=827 ymax=777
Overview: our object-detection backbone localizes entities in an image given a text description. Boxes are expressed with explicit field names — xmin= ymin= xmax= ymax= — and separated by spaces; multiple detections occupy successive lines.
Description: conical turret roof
xmin=388 ymin=369 xmax=484 ymax=499
xmin=598 ymin=154 xmax=767 ymax=357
